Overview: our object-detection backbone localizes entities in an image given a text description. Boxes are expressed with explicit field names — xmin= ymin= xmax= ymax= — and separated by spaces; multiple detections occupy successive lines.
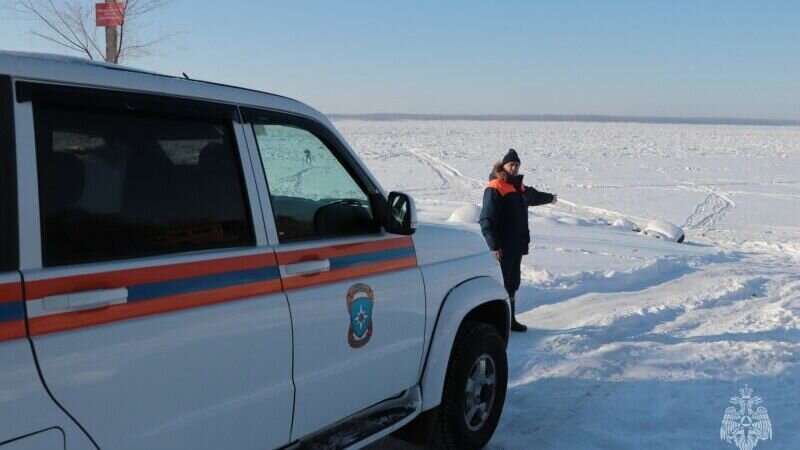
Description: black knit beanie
xmin=501 ymin=148 xmax=521 ymax=166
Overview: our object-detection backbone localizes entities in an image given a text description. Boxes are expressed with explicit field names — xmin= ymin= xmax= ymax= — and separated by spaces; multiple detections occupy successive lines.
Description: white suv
xmin=0 ymin=51 xmax=509 ymax=450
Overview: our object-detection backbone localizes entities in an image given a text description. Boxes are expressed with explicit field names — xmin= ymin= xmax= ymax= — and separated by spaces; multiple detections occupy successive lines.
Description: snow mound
xmin=556 ymin=217 xmax=588 ymax=226
xmin=642 ymin=219 xmax=685 ymax=243
xmin=611 ymin=218 xmax=641 ymax=232
xmin=447 ymin=204 xmax=482 ymax=223
xmin=519 ymin=253 xmax=729 ymax=307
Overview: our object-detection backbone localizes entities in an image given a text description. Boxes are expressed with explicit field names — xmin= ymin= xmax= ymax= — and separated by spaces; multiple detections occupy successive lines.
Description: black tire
xmin=430 ymin=321 xmax=508 ymax=450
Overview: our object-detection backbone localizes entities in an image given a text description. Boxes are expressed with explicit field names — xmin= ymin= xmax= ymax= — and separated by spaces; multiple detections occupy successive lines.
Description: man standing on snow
xmin=480 ymin=149 xmax=557 ymax=332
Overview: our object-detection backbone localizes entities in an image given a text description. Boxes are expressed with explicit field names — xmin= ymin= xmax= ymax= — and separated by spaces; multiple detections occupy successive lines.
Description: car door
xmin=1 ymin=74 xmax=99 ymax=450
xmin=15 ymin=82 xmax=294 ymax=450
xmin=242 ymin=109 xmax=426 ymax=439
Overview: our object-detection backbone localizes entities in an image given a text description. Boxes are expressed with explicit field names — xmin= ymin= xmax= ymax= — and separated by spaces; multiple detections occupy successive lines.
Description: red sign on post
xmin=96 ymin=2 xmax=125 ymax=27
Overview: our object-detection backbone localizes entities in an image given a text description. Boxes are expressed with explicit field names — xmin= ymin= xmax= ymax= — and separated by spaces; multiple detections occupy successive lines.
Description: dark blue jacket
xmin=479 ymin=174 xmax=554 ymax=256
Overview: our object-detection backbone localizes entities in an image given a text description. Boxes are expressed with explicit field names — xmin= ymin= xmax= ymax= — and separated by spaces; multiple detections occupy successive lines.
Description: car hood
xmin=411 ymin=222 xmax=489 ymax=266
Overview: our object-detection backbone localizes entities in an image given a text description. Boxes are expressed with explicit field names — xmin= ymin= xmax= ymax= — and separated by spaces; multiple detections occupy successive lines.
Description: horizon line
xmin=327 ymin=113 xmax=800 ymax=127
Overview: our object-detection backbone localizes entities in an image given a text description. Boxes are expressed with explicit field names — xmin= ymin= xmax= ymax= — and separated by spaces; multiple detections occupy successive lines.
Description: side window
xmin=252 ymin=123 xmax=377 ymax=242
xmin=34 ymin=104 xmax=254 ymax=266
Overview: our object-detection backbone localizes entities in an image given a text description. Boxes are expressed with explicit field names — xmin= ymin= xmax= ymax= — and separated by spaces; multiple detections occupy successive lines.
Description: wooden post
xmin=104 ymin=0 xmax=118 ymax=63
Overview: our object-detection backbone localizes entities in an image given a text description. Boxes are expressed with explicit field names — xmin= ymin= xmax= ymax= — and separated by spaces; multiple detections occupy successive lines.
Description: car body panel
xmin=281 ymin=236 xmax=426 ymax=438
xmin=418 ymin=276 xmax=508 ymax=411
xmin=411 ymin=222 xmax=490 ymax=267
xmin=0 ymin=428 xmax=64 ymax=450
xmin=0 ymin=274 xmax=95 ymax=450
xmin=412 ymin=223 xmax=506 ymax=370
xmin=412 ymin=223 xmax=508 ymax=410
xmin=22 ymin=250 xmax=295 ymax=450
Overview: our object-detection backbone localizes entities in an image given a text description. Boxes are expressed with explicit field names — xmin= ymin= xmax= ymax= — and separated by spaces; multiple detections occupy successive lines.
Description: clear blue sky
xmin=2 ymin=1 xmax=799 ymax=119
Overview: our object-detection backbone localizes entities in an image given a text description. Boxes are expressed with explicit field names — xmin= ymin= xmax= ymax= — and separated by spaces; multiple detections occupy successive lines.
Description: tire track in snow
xmin=407 ymin=148 xmax=484 ymax=190
xmin=406 ymin=148 xmax=488 ymax=207
xmin=554 ymin=198 xmax=650 ymax=225
xmin=683 ymin=192 xmax=735 ymax=230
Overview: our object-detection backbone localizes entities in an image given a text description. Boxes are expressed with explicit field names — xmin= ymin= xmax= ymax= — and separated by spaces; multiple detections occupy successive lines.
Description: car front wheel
xmin=431 ymin=321 xmax=508 ymax=449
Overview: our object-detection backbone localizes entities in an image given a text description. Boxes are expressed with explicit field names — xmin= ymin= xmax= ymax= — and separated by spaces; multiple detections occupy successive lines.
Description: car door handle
xmin=42 ymin=287 xmax=129 ymax=312
xmin=281 ymin=259 xmax=331 ymax=277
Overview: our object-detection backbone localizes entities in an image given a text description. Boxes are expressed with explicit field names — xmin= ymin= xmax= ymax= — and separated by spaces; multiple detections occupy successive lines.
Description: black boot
xmin=509 ymin=296 xmax=527 ymax=332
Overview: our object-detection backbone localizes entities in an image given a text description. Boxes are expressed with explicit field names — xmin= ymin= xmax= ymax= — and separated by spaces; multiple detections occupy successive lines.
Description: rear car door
xmin=242 ymin=109 xmax=426 ymax=439
xmin=1 ymin=74 xmax=83 ymax=450
xmin=15 ymin=82 xmax=294 ymax=450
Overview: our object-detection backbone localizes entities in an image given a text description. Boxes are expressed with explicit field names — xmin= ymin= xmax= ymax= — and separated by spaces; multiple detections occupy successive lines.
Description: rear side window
xmin=33 ymin=105 xmax=254 ymax=266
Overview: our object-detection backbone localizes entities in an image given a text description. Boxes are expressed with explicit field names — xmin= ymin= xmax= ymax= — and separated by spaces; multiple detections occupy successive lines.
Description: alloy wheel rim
xmin=464 ymin=353 xmax=497 ymax=432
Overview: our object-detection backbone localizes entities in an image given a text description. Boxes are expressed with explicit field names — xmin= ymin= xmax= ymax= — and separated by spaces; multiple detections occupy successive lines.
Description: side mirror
xmin=385 ymin=191 xmax=417 ymax=235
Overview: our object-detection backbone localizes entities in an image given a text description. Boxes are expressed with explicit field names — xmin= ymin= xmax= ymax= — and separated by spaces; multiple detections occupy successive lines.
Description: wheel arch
xmin=418 ymin=276 xmax=509 ymax=412
xmin=463 ymin=299 xmax=510 ymax=345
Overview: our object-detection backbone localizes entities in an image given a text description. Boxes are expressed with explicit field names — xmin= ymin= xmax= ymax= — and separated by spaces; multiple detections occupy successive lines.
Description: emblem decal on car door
xmin=346 ymin=283 xmax=374 ymax=348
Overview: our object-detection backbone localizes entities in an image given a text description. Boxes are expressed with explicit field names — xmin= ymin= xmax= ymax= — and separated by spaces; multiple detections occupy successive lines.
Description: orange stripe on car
xmin=0 ymin=321 xmax=26 ymax=341
xmin=0 ymin=282 xmax=22 ymax=304
xmin=276 ymin=237 xmax=413 ymax=265
xmin=281 ymin=256 xmax=417 ymax=290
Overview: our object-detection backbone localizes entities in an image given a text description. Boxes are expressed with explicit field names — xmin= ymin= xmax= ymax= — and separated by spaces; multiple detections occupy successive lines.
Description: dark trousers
xmin=499 ymin=253 xmax=523 ymax=298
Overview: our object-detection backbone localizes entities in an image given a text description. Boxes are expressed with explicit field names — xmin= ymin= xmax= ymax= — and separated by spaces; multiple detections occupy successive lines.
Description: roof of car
xmin=0 ymin=51 xmax=328 ymax=125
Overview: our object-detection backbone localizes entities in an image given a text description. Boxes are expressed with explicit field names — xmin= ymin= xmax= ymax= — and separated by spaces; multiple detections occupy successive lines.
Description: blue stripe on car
xmin=330 ymin=246 xmax=416 ymax=271
xmin=0 ymin=301 xmax=25 ymax=323
xmin=128 ymin=266 xmax=281 ymax=302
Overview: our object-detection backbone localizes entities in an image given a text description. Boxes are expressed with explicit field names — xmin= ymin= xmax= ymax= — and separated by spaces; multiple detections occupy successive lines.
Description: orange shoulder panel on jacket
xmin=487 ymin=178 xmax=519 ymax=196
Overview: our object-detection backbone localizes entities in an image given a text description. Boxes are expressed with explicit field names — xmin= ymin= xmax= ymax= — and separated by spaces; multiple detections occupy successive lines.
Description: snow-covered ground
xmin=341 ymin=120 xmax=800 ymax=449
